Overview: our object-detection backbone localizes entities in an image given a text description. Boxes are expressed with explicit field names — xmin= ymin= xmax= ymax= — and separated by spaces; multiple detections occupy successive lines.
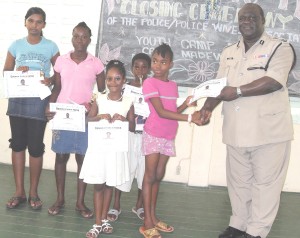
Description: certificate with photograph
xmin=123 ymin=84 xmax=150 ymax=117
xmin=49 ymin=103 xmax=86 ymax=132
xmin=190 ymin=77 xmax=227 ymax=103
xmin=3 ymin=70 xmax=50 ymax=98
xmin=88 ymin=120 xmax=129 ymax=152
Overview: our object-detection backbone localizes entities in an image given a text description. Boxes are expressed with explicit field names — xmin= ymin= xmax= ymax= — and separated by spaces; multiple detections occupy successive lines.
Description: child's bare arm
xmin=127 ymin=105 xmax=135 ymax=132
xmin=149 ymin=97 xmax=188 ymax=121
xmin=177 ymin=96 xmax=197 ymax=113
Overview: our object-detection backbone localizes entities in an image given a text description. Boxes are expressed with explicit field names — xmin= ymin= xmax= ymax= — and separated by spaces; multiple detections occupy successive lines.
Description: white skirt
xmin=79 ymin=148 xmax=130 ymax=188
xmin=115 ymin=132 xmax=145 ymax=191
xmin=130 ymin=132 xmax=145 ymax=190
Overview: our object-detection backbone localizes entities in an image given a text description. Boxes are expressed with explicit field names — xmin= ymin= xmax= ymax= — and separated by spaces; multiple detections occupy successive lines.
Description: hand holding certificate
xmin=49 ymin=103 xmax=86 ymax=132
xmin=2 ymin=70 xmax=51 ymax=99
xmin=190 ymin=77 xmax=227 ymax=103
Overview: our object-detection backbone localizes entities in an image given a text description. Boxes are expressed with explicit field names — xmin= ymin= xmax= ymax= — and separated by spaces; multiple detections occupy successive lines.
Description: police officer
xmin=196 ymin=3 xmax=294 ymax=238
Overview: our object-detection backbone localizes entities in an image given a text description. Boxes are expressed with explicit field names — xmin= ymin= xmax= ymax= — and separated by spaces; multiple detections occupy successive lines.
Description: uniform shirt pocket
xmin=225 ymin=59 xmax=239 ymax=78
xmin=259 ymin=102 xmax=286 ymax=117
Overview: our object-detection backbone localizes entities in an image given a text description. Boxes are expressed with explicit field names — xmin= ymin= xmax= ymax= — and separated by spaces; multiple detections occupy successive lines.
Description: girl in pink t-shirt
xmin=140 ymin=43 xmax=200 ymax=238
xmin=45 ymin=22 xmax=105 ymax=219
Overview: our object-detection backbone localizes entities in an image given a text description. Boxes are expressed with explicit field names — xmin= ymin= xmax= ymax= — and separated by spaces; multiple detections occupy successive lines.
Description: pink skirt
xmin=142 ymin=131 xmax=176 ymax=157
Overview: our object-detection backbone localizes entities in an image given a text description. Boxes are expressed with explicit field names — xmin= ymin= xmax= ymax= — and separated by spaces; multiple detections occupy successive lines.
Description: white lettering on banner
xmin=120 ymin=17 xmax=138 ymax=26
xmin=181 ymin=40 xmax=215 ymax=50
xmin=136 ymin=36 xmax=171 ymax=46
xmin=120 ymin=0 xmax=182 ymax=17
xmin=98 ymin=0 xmax=300 ymax=91
xmin=181 ymin=51 xmax=220 ymax=61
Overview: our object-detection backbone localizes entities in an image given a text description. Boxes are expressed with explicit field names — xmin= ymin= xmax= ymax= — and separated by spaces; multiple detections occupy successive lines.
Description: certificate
xmin=3 ymin=71 xmax=51 ymax=99
xmin=190 ymin=77 xmax=227 ymax=103
xmin=49 ymin=103 xmax=86 ymax=132
xmin=88 ymin=120 xmax=129 ymax=152
xmin=123 ymin=84 xmax=150 ymax=117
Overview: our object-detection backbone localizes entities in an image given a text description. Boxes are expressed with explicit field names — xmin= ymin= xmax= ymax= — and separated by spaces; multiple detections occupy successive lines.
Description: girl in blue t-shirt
xmin=4 ymin=7 xmax=60 ymax=210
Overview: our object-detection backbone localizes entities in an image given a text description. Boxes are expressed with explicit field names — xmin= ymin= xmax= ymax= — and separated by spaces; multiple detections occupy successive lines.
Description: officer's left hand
xmin=216 ymin=86 xmax=239 ymax=101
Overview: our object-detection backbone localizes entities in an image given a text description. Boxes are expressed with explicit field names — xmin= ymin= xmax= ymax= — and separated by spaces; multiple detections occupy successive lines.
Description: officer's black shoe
xmin=219 ymin=226 xmax=245 ymax=238
xmin=236 ymin=233 xmax=261 ymax=238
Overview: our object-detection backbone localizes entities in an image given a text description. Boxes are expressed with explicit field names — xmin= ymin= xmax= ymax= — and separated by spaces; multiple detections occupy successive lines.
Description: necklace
xmin=139 ymin=76 xmax=143 ymax=86
xmin=107 ymin=94 xmax=123 ymax=102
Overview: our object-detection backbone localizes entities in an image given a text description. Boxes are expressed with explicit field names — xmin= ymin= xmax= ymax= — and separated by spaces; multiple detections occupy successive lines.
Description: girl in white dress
xmin=80 ymin=60 xmax=135 ymax=238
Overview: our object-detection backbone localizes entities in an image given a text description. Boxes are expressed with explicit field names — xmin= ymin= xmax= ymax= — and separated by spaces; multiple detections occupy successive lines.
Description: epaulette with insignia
xmin=223 ymin=40 xmax=239 ymax=50
xmin=272 ymin=36 xmax=288 ymax=43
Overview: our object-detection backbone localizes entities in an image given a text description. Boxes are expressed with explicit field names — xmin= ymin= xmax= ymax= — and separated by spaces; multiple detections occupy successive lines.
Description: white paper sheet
xmin=123 ymin=84 xmax=150 ymax=117
xmin=3 ymin=71 xmax=51 ymax=99
xmin=88 ymin=120 xmax=129 ymax=152
xmin=190 ymin=77 xmax=227 ymax=103
xmin=49 ymin=103 xmax=86 ymax=132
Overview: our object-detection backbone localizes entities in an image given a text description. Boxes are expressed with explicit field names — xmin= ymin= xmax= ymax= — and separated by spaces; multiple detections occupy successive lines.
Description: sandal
xmin=101 ymin=219 xmax=113 ymax=234
xmin=107 ymin=208 xmax=121 ymax=222
xmin=132 ymin=206 xmax=144 ymax=220
xmin=86 ymin=224 xmax=102 ymax=238
xmin=155 ymin=221 xmax=174 ymax=233
xmin=76 ymin=207 xmax=94 ymax=218
xmin=48 ymin=203 xmax=65 ymax=215
xmin=28 ymin=196 xmax=43 ymax=210
xmin=139 ymin=226 xmax=161 ymax=238
xmin=6 ymin=196 xmax=27 ymax=209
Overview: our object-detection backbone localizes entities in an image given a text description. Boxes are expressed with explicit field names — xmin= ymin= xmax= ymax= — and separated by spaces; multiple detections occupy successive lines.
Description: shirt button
xmin=239 ymin=73 xmax=243 ymax=76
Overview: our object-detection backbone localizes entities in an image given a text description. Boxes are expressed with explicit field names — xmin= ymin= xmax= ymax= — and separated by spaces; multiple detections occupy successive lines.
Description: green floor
xmin=0 ymin=163 xmax=299 ymax=238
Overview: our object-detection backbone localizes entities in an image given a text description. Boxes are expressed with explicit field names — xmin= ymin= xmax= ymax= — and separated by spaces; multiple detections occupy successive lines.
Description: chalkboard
xmin=96 ymin=0 xmax=300 ymax=96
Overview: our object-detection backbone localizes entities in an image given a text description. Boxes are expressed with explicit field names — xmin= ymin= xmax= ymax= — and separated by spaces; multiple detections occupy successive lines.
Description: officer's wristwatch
xmin=236 ymin=87 xmax=242 ymax=97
